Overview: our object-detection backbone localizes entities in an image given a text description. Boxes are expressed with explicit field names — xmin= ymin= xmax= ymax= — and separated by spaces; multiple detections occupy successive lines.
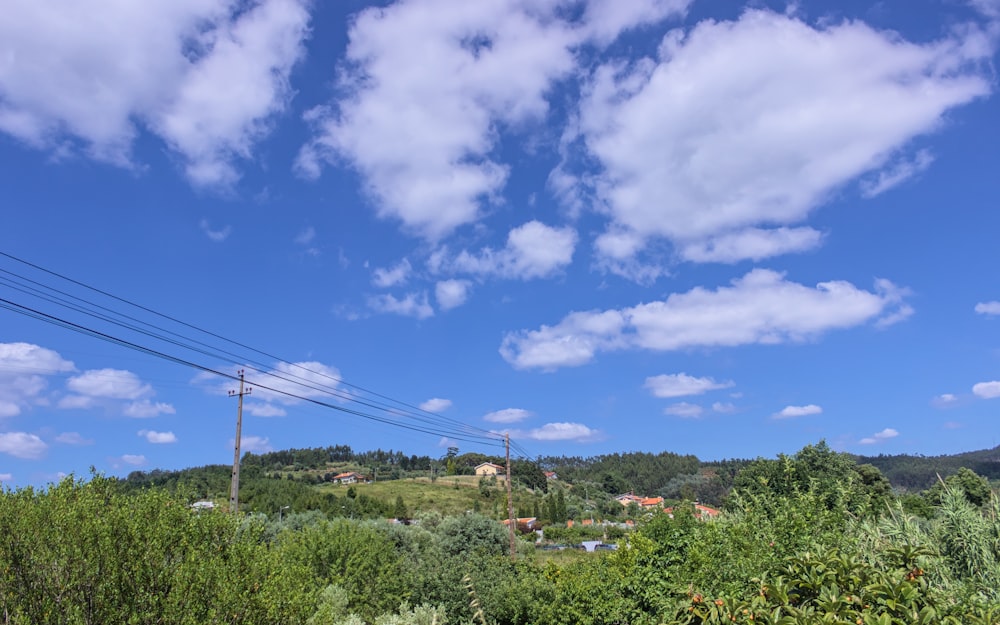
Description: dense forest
xmin=3 ymin=441 xmax=1000 ymax=624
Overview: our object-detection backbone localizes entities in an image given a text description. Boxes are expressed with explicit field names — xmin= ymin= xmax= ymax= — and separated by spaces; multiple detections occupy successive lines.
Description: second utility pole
xmin=229 ymin=370 xmax=251 ymax=514
xmin=506 ymin=432 xmax=515 ymax=560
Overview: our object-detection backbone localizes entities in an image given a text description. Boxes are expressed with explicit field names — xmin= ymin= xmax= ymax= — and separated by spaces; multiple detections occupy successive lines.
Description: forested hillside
xmin=4 ymin=441 xmax=1000 ymax=624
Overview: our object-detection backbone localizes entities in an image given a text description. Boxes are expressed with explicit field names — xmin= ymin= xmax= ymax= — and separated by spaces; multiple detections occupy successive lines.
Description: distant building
xmin=331 ymin=471 xmax=365 ymax=485
xmin=191 ymin=500 xmax=215 ymax=511
xmin=502 ymin=517 xmax=538 ymax=532
xmin=544 ymin=471 xmax=558 ymax=480
xmin=663 ymin=503 xmax=721 ymax=520
xmin=474 ymin=462 xmax=505 ymax=477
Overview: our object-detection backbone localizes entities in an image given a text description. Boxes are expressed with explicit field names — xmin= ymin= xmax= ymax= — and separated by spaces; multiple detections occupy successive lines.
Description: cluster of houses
xmin=614 ymin=492 xmax=721 ymax=519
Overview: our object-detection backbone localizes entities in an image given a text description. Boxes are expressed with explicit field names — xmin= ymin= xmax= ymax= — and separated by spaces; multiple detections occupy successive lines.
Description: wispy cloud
xmin=859 ymin=428 xmax=898 ymax=445
xmin=773 ymin=404 xmax=822 ymax=419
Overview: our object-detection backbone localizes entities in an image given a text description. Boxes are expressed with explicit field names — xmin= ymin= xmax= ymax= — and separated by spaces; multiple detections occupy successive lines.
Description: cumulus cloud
xmin=200 ymin=361 xmax=344 ymax=407
xmin=561 ymin=9 xmax=991 ymax=264
xmin=296 ymin=0 xmax=580 ymax=239
xmin=449 ymin=222 xmax=577 ymax=280
xmin=0 ymin=432 xmax=48 ymax=459
xmin=138 ymin=430 xmax=177 ymax=444
xmin=973 ymin=381 xmax=1000 ymax=399
xmin=578 ymin=0 xmax=692 ymax=45
xmin=249 ymin=361 xmax=343 ymax=404
xmin=975 ymin=301 xmax=1000 ymax=315
xmin=116 ymin=454 xmax=147 ymax=467
xmin=236 ymin=435 xmax=272 ymax=453
xmin=932 ymin=393 xmax=958 ymax=408
xmin=501 ymin=269 xmax=910 ymax=370
xmin=680 ymin=227 xmax=824 ymax=264
xmin=644 ymin=373 xmax=734 ymax=398
xmin=67 ymin=369 xmax=152 ymax=400
xmin=0 ymin=473 xmax=11 ymax=482
xmin=773 ymin=404 xmax=823 ymax=419
xmin=420 ymin=398 xmax=453 ymax=412
xmin=372 ymin=259 xmax=412 ymax=288
xmin=367 ymin=292 xmax=434 ymax=319
xmin=663 ymin=402 xmax=703 ymax=418
xmin=859 ymin=427 xmax=899 ymax=444
xmin=505 ymin=422 xmax=602 ymax=442
xmin=0 ymin=342 xmax=75 ymax=417
xmin=55 ymin=432 xmax=94 ymax=445
xmin=435 ymin=280 xmax=472 ymax=311
xmin=123 ymin=400 xmax=176 ymax=419
xmin=712 ymin=402 xmax=737 ymax=414
xmin=483 ymin=408 xmax=533 ymax=424
xmin=0 ymin=0 xmax=311 ymax=186
xmin=245 ymin=402 xmax=287 ymax=417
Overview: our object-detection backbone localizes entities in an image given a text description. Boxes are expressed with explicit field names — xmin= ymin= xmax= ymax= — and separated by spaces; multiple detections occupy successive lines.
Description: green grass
xmin=314 ymin=475 xmax=500 ymax=518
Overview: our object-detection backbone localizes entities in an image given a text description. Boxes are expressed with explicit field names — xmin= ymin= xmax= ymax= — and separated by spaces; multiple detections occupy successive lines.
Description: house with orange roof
xmin=331 ymin=471 xmax=365 ymax=485
xmin=663 ymin=502 xmax=721 ymax=520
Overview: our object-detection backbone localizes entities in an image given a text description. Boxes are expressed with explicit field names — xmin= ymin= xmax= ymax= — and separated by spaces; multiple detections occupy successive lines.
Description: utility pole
xmin=229 ymin=370 xmax=251 ymax=514
xmin=506 ymin=433 xmax=516 ymax=560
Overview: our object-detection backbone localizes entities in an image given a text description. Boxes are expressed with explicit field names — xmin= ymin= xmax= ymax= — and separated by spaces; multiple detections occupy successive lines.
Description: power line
xmin=0 ymin=251 xmax=495 ymax=438
xmin=0 ymin=255 xmax=506 ymax=447
xmin=0 ymin=295 xmax=504 ymax=447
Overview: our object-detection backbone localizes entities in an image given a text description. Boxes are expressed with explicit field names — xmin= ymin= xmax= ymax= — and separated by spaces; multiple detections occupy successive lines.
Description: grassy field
xmin=314 ymin=475 xmax=510 ymax=518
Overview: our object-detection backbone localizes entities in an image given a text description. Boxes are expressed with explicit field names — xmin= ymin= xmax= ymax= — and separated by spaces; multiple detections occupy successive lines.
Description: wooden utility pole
xmin=229 ymin=370 xmax=251 ymax=514
xmin=506 ymin=433 xmax=516 ymax=560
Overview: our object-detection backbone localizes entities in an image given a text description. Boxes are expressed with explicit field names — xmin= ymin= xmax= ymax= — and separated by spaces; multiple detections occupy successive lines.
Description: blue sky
xmin=2 ymin=0 xmax=1000 ymax=487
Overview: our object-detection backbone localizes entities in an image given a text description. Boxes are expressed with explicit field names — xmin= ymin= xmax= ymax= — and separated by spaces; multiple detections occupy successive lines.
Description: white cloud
xmin=236 ymin=435 xmax=272 ymax=454
xmin=563 ymin=9 xmax=991 ymax=264
xmin=483 ymin=408 xmax=533 ymax=424
xmin=245 ymin=402 xmax=287 ymax=417
xmin=0 ymin=0 xmax=310 ymax=185
xmin=932 ymin=393 xmax=958 ymax=408
xmin=975 ymin=301 xmax=1000 ymax=315
xmin=294 ymin=226 xmax=316 ymax=246
xmin=437 ymin=436 xmax=459 ymax=449
xmin=579 ymin=0 xmax=692 ymax=46
xmin=200 ymin=219 xmax=232 ymax=242
xmin=435 ymin=280 xmax=472 ymax=311
xmin=505 ymin=422 xmax=602 ymax=442
xmin=773 ymin=404 xmax=823 ymax=419
xmin=859 ymin=149 xmax=934 ymax=198
xmin=969 ymin=0 xmax=1000 ymax=20
xmin=501 ymin=269 xmax=910 ymax=370
xmin=712 ymin=402 xmax=736 ymax=414
xmin=973 ymin=381 xmax=1000 ymax=399
xmin=55 ymin=432 xmax=94 ymax=445
xmin=680 ymin=227 xmax=824 ymax=264
xmin=372 ymin=259 xmax=412 ymax=288
xmin=67 ymin=369 xmax=152 ymax=400
xmin=859 ymin=427 xmax=899 ymax=445
xmin=0 ymin=432 xmax=48 ymax=459
xmin=123 ymin=400 xmax=176 ymax=419
xmin=0 ymin=342 xmax=75 ymax=417
xmin=450 ymin=221 xmax=577 ymax=280
xmin=249 ymin=361 xmax=343 ymax=405
xmin=296 ymin=0 xmax=579 ymax=239
xmin=664 ymin=402 xmax=703 ymax=418
xmin=118 ymin=454 xmax=147 ymax=466
xmin=420 ymin=398 xmax=453 ymax=413
xmin=367 ymin=292 xmax=434 ymax=319
xmin=644 ymin=373 xmax=733 ymax=398
xmin=57 ymin=395 xmax=94 ymax=410
xmin=138 ymin=430 xmax=177 ymax=444
xmin=0 ymin=473 xmax=11 ymax=482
